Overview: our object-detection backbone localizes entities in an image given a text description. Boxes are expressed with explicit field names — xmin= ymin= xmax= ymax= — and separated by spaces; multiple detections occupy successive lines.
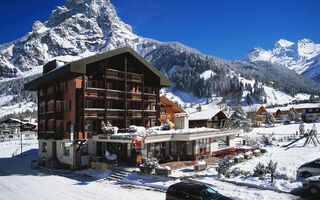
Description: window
xmin=64 ymin=144 xmax=70 ymax=157
xmin=66 ymin=121 xmax=71 ymax=133
xmin=85 ymin=121 xmax=93 ymax=132
xmin=68 ymin=100 xmax=71 ymax=112
xmin=42 ymin=142 xmax=47 ymax=153
xmin=60 ymin=122 xmax=64 ymax=132
xmin=218 ymin=136 xmax=228 ymax=148
xmin=81 ymin=144 xmax=89 ymax=155
xmin=65 ymin=81 xmax=68 ymax=92
xmin=151 ymin=119 xmax=156 ymax=127
xmin=65 ymin=100 xmax=72 ymax=112
xmin=85 ymin=100 xmax=93 ymax=108
xmin=186 ymin=142 xmax=192 ymax=155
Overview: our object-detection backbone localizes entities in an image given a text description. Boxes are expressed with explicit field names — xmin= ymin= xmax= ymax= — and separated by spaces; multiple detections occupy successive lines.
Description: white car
xmin=297 ymin=158 xmax=320 ymax=178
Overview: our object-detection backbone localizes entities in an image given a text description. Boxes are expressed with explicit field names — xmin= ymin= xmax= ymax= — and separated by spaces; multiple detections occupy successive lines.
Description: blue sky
xmin=0 ymin=0 xmax=320 ymax=60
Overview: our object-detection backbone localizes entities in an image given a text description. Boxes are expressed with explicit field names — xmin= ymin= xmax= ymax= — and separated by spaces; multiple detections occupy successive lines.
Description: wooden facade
xmin=159 ymin=95 xmax=185 ymax=126
xmin=189 ymin=111 xmax=229 ymax=129
xmin=25 ymin=47 xmax=172 ymax=141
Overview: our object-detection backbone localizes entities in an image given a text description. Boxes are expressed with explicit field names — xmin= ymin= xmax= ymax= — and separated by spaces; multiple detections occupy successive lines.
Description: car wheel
xmin=309 ymin=186 xmax=319 ymax=195
xmin=301 ymin=172 xmax=312 ymax=178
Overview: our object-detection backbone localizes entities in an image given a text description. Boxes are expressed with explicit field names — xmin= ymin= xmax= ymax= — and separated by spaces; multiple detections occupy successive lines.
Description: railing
xmin=39 ymin=92 xmax=64 ymax=101
xmin=144 ymin=94 xmax=157 ymax=101
xmin=107 ymin=90 xmax=124 ymax=100
xmin=127 ymin=74 xmax=142 ymax=83
xmin=106 ymin=69 xmax=124 ymax=80
xmin=85 ymin=89 xmax=104 ymax=98
xmin=38 ymin=131 xmax=64 ymax=140
xmin=127 ymin=93 xmax=142 ymax=101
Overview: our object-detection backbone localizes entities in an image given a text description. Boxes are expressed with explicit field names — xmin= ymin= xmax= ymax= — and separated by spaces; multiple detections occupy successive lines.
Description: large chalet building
xmin=25 ymin=47 xmax=240 ymax=169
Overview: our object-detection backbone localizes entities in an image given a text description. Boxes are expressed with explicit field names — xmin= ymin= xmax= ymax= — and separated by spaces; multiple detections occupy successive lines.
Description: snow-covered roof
xmin=266 ymin=103 xmax=320 ymax=113
xmin=243 ymin=105 xmax=262 ymax=113
xmin=189 ymin=109 xmax=221 ymax=121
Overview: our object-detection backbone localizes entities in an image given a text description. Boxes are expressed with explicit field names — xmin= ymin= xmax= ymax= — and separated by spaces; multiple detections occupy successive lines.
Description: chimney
xmin=174 ymin=113 xmax=189 ymax=129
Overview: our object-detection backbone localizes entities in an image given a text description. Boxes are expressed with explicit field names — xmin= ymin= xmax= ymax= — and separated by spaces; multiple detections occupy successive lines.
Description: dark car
xmin=303 ymin=176 xmax=320 ymax=196
xmin=166 ymin=182 xmax=233 ymax=200
xmin=297 ymin=158 xmax=320 ymax=178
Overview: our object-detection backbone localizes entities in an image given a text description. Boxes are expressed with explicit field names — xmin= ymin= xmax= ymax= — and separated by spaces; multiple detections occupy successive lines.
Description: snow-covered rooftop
xmin=266 ymin=103 xmax=320 ymax=113
xmin=189 ymin=109 xmax=220 ymax=121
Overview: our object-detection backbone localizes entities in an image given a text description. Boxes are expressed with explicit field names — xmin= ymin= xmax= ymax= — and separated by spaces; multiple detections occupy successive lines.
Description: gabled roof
xmin=160 ymin=96 xmax=185 ymax=113
xmin=24 ymin=46 xmax=172 ymax=90
xmin=189 ymin=109 xmax=222 ymax=121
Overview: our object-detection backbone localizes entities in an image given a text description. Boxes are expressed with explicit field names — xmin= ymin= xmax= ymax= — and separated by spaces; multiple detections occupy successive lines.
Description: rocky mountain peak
xmin=274 ymin=39 xmax=294 ymax=48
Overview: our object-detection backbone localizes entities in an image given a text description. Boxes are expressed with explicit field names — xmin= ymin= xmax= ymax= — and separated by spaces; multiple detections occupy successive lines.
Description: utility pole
xmin=20 ymin=130 xmax=23 ymax=157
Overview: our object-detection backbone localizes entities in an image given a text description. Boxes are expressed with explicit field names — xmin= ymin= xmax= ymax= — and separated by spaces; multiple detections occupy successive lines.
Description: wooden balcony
xmin=107 ymin=90 xmax=124 ymax=100
xmin=38 ymin=131 xmax=64 ymax=140
xmin=144 ymin=93 xmax=157 ymax=102
xmin=106 ymin=69 xmax=124 ymax=81
xmin=39 ymin=92 xmax=64 ymax=101
xmin=39 ymin=112 xmax=63 ymax=120
xmin=127 ymin=73 xmax=142 ymax=83
xmin=143 ymin=110 xmax=157 ymax=118
xmin=127 ymin=92 xmax=142 ymax=101
xmin=84 ymin=108 xmax=125 ymax=120
xmin=160 ymin=113 xmax=172 ymax=121
xmin=85 ymin=88 xmax=105 ymax=99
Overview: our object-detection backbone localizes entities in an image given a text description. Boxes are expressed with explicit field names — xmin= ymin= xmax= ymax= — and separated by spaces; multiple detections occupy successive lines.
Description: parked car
xmin=302 ymin=176 xmax=320 ymax=196
xmin=297 ymin=158 xmax=320 ymax=178
xmin=166 ymin=182 xmax=233 ymax=200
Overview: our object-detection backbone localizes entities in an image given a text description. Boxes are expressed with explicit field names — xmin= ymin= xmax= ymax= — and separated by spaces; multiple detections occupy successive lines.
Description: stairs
xmin=106 ymin=169 xmax=132 ymax=182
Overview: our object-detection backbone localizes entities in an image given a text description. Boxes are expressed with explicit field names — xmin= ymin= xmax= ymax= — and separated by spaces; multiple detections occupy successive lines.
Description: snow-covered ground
xmin=0 ymin=139 xmax=164 ymax=200
xmin=225 ymin=122 xmax=320 ymax=193
xmin=0 ymin=124 xmax=305 ymax=200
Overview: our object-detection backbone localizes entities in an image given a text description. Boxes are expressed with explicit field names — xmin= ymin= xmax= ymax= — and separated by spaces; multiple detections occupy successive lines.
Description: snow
xmin=0 ymin=101 xmax=36 ymax=119
xmin=305 ymin=175 xmax=320 ymax=181
xmin=276 ymin=39 xmax=294 ymax=48
xmin=245 ymin=38 xmax=320 ymax=77
xmin=238 ymin=76 xmax=310 ymax=106
xmin=1 ymin=122 xmax=310 ymax=199
xmin=200 ymin=70 xmax=216 ymax=80
xmin=0 ymin=139 xmax=164 ymax=200
xmin=167 ymin=65 xmax=181 ymax=75
xmin=113 ymin=127 xmax=222 ymax=137
xmin=189 ymin=109 xmax=220 ymax=121
xmin=226 ymin=122 xmax=320 ymax=193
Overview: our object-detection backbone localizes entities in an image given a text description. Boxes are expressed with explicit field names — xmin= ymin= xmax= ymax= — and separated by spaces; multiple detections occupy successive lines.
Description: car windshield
xmin=201 ymin=188 xmax=221 ymax=199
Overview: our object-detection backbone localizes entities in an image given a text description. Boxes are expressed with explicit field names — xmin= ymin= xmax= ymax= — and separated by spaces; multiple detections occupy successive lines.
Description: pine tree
xmin=231 ymin=107 xmax=247 ymax=129
xmin=265 ymin=112 xmax=275 ymax=126
xmin=287 ymin=109 xmax=295 ymax=121
xmin=309 ymin=94 xmax=316 ymax=103
xmin=266 ymin=160 xmax=278 ymax=183
xmin=299 ymin=122 xmax=305 ymax=135
xmin=197 ymin=104 xmax=202 ymax=112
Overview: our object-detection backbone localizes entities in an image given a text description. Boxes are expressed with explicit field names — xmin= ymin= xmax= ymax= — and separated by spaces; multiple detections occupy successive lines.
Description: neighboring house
xmin=189 ymin=109 xmax=229 ymax=129
xmin=266 ymin=103 xmax=320 ymax=123
xmin=0 ymin=118 xmax=22 ymax=136
xmin=302 ymin=105 xmax=320 ymax=122
xmin=0 ymin=118 xmax=37 ymax=136
xmin=159 ymin=96 xmax=185 ymax=128
xmin=245 ymin=105 xmax=267 ymax=126
xmin=25 ymin=47 xmax=241 ymax=169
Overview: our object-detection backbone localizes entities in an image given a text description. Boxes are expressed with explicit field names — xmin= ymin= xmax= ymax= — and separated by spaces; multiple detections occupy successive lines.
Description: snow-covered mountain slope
xmin=0 ymin=0 xmax=320 ymax=119
xmin=244 ymin=39 xmax=320 ymax=82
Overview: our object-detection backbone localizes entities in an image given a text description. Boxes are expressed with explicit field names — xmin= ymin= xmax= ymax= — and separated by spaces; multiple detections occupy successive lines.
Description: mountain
xmin=244 ymin=39 xmax=320 ymax=82
xmin=0 ymin=0 xmax=320 ymax=118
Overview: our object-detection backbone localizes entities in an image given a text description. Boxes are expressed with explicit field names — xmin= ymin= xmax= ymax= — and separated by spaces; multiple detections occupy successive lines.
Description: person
xmin=136 ymin=153 xmax=142 ymax=167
